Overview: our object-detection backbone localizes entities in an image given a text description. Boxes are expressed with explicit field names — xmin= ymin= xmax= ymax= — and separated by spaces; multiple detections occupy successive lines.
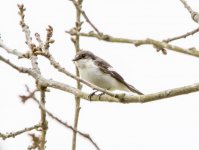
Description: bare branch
xmin=0 ymin=124 xmax=41 ymax=140
xmin=26 ymin=74 xmax=199 ymax=103
xmin=44 ymin=25 xmax=55 ymax=50
xmin=0 ymin=35 xmax=31 ymax=58
xmin=35 ymin=32 xmax=44 ymax=49
xmin=163 ymin=26 xmax=199 ymax=43
xmin=70 ymin=0 xmax=102 ymax=36
xmin=66 ymin=31 xmax=199 ymax=58
xmin=18 ymin=5 xmax=47 ymax=150
xmin=18 ymin=4 xmax=32 ymax=47
xmin=123 ymin=83 xmax=199 ymax=103
xmin=0 ymin=37 xmax=30 ymax=58
xmin=39 ymin=87 xmax=48 ymax=150
xmin=180 ymin=0 xmax=199 ymax=23
xmin=0 ymin=55 xmax=30 ymax=73
xmin=18 ymin=4 xmax=41 ymax=75
xmin=31 ymin=93 xmax=100 ymax=150
xmin=71 ymin=1 xmax=83 ymax=149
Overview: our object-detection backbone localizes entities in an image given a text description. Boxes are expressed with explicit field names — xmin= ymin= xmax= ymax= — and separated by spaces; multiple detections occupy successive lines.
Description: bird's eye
xmin=82 ymin=54 xmax=86 ymax=58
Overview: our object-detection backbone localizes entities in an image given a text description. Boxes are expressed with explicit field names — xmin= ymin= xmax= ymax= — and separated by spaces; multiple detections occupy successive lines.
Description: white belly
xmin=79 ymin=67 xmax=111 ymax=89
xmin=79 ymin=67 xmax=129 ymax=91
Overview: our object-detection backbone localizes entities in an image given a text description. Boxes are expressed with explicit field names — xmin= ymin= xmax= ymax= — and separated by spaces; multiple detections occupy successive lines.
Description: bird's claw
xmin=98 ymin=92 xmax=105 ymax=100
xmin=88 ymin=90 xmax=98 ymax=100
xmin=88 ymin=90 xmax=106 ymax=101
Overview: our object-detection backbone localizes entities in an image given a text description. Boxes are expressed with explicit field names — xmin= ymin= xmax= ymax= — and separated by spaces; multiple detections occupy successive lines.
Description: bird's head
xmin=72 ymin=50 xmax=96 ymax=68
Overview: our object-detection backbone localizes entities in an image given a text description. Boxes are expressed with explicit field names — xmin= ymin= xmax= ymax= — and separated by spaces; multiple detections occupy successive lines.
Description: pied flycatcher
xmin=73 ymin=50 xmax=143 ymax=95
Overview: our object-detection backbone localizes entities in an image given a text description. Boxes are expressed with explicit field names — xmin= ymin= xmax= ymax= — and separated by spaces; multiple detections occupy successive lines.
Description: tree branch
xmin=18 ymin=4 xmax=32 ymax=47
xmin=70 ymin=0 xmax=101 ymax=36
xmin=66 ymin=31 xmax=199 ymax=58
xmin=31 ymin=92 xmax=100 ymax=150
xmin=0 ymin=38 xmax=30 ymax=58
xmin=18 ymin=4 xmax=47 ymax=150
xmin=71 ymin=0 xmax=83 ymax=149
xmin=180 ymin=0 xmax=199 ymax=23
xmin=39 ymin=87 xmax=48 ymax=150
xmin=163 ymin=26 xmax=199 ymax=43
xmin=0 ymin=124 xmax=41 ymax=140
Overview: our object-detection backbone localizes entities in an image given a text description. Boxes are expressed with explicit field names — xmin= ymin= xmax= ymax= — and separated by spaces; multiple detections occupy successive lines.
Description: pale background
xmin=0 ymin=0 xmax=199 ymax=150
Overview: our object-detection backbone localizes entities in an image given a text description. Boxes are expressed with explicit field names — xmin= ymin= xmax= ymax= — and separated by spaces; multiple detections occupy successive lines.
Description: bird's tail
xmin=127 ymin=84 xmax=143 ymax=95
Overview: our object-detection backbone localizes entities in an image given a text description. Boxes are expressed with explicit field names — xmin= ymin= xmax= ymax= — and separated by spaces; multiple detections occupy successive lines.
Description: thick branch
xmin=0 ymin=124 xmax=41 ymax=140
xmin=123 ymin=83 xmax=199 ymax=103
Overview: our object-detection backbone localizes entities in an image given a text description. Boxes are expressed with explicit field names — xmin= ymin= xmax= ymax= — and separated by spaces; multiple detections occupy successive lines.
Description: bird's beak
xmin=72 ymin=57 xmax=77 ymax=61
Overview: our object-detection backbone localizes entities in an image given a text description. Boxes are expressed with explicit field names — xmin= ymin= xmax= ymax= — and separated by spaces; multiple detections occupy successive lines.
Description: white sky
xmin=0 ymin=0 xmax=199 ymax=150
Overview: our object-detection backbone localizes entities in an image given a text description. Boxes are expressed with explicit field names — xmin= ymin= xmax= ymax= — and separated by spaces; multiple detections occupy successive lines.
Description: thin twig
xmin=163 ymin=26 xmax=199 ymax=43
xmin=0 ymin=124 xmax=41 ymax=140
xmin=0 ymin=37 xmax=30 ymax=58
xmin=18 ymin=4 xmax=32 ymax=47
xmin=18 ymin=4 xmax=41 ymax=74
xmin=32 ymin=95 xmax=100 ymax=150
xmin=44 ymin=25 xmax=55 ymax=50
xmin=70 ymin=0 xmax=102 ymax=36
xmin=0 ymin=55 xmax=30 ymax=73
xmin=180 ymin=0 xmax=199 ymax=23
xmin=180 ymin=0 xmax=194 ymax=14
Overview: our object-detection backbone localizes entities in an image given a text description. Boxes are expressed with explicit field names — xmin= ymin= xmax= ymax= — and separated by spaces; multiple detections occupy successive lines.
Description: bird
xmin=72 ymin=50 xmax=143 ymax=95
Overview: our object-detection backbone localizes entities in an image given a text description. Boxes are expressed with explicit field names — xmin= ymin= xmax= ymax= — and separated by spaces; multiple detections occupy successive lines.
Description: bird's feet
xmin=88 ymin=89 xmax=106 ymax=101
xmin=88 ymin=90 xmax=98 ymax=100
xmin=98 ymin=92 xmax=106 ymax=100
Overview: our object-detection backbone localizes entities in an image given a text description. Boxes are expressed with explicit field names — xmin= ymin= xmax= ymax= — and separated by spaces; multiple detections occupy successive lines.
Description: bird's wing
xmin=94 ymin=58 xmax=125 ymax=82
xmin=94 ymin=58 xmax=143 ymax=95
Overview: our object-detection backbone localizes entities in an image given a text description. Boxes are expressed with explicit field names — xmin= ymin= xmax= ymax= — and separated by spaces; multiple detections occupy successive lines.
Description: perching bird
xmin=73 ymin=50 xmax=143 ymax=95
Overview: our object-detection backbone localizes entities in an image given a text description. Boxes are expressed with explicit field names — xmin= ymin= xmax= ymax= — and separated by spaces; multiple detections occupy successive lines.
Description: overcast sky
xmin=0 ymin=0 xmax=199 ymax=150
